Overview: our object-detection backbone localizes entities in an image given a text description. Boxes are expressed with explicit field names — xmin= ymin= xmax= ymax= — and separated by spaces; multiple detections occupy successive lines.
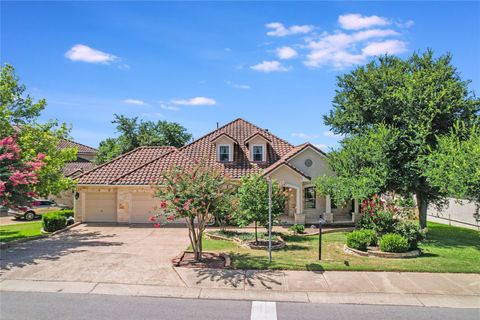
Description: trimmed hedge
xmin=346 ymin=230 xmax=375 ymax=251
xmin=42 ymin=210 xmax=69 ymax=232
xmin=380 ymin=233 xmax=409 ymax=253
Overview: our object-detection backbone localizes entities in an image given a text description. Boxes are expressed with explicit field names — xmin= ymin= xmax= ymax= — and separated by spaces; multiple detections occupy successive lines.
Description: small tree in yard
xmin=152 ymin=162 xmax=234 ymax=261
xmin=234 ymin=173 xmax=286 ymax=243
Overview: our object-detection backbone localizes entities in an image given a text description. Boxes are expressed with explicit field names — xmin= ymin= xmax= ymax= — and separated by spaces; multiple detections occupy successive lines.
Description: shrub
xmin=379 ymin=233 xmax=409 ymax=253
xmin=358 ymin=213 xmax=375 ymax=230
xmin=42 ymin=212 xmax=67 ymax=232
xmin=372 ymin=210 xmax=396 ymax=235
xmin=59 ymin=209 xmax=74 ymax=219
xmin=394 ymin=220 xmax=425 ymax=250
xmin=362 ymin=229 xmax=378 ymax=246
xmin=289 ymin=224 xmax=305 ymax=234
xmin=346 ymin=230 xmax=373 ymax=251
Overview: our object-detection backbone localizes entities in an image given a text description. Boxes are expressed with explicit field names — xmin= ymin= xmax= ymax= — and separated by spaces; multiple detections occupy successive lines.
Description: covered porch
xmin=280 ymin=185 xmax=360 ymax=226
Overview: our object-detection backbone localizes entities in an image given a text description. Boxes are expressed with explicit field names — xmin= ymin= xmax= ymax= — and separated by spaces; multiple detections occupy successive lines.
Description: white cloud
xmin=323 ymin=131 xmax=342 ymax=138
xmin=171 ymin=97 xmax=216 ymax=106
xmin=65 ymin=44 xmax=117 ymax=64
xmin=226 ymin=80 xmax=251 ymax=89
xmin=123 ymin=99 xmax=145 ymax=105
xmin=362 ymin=40 xmax=407 ymax=56
xmin=276 ymin=46 xmax=298 ymax=60
xmin=314 ymin=144 xmax=328 ymax=150
xmin=250 ymin=61 xmax=291 ymax=72
xmin=266 ymin=22 xmax=313 ymax=37
xmin=304 ymin=28 xmax=406 ymax=69
xmin=160 ymin=104 xmax=180 ymax=111
xmin=397 ymin=20 xmax=415 ymax=28
xmin=339 ymin=14 xmax=390 ymax=30
xmin=118 ymin=64 xmax=130 ymax=70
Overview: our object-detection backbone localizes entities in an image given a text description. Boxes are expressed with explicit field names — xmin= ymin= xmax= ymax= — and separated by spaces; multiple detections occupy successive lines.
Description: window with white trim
xmin=252 ymin=145 xmax=264 ymax=162
xmin=219 ymin=145 xmax=230 ymax=162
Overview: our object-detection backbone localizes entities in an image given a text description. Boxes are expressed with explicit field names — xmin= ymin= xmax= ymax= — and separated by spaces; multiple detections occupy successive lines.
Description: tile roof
xmin=180 ymin=118 xmax=293 ymax=179
xmin=76 ymin=119 xmax=327 ymax=186
xmin=58 ymin=139 xmax=97 ymax=154
xmin=63 ymin=159 xmax=96 ymax=177
xmin=77 ymin=146 xmax=175 ymax=184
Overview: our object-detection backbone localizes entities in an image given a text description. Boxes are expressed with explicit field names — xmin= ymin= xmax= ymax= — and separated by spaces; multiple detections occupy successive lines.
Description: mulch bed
xmin=172 ymin=251 xmax=228 ymax=268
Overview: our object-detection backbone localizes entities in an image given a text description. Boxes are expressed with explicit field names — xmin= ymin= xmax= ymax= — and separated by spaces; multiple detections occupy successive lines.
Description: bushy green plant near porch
xmin=346 ymin=229 xmax=374 ymax=251
xmin=232 ymin=173 xmax=286 ymax=243
xmin=42 ymin=212 xmax=67 ymax=232
xmin=380 ymin=233 xmax=409 ymax=253
xmin=394 ymin=220 xmax=426 ymax=250
xmin=289 ymin=224 xmax=305 ymax=234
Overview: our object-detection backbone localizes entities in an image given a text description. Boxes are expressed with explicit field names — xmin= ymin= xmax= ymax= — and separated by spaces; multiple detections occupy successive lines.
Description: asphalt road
xmin=0 ymin=291 xmax=478 ymax=320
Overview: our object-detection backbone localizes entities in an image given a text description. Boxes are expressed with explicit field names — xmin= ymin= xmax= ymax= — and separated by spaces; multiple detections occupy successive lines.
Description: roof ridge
xmin=60 ymin=138 xmax=98 ymax=152
xmin=179 ymin=118 xmax=244 ymax=151
xmin=235 ymin=118 xmax=294 ymax=147
xmin=108 ymin=147 xmax=177 ymax=184
xmin=75 ymin=146 xmax=171 ymax=180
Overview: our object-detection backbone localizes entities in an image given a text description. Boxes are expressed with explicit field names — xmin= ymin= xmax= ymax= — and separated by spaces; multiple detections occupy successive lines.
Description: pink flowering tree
xmin=0 ymin=136 xmax=45 ymax=208
xmin=151 ymin=161 xmax=234 ymax=261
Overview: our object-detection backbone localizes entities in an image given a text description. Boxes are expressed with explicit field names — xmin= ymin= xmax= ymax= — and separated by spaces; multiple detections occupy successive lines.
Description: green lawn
xmin=202 ymin=222 xmax=480 ymax=273
xmin=0 ymin=221 xmax=43 ymax=243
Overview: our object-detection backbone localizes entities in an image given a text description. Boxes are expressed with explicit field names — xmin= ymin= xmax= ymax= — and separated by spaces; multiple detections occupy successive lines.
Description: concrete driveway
xmin=0 ymin=224 xmax=190 ymax=286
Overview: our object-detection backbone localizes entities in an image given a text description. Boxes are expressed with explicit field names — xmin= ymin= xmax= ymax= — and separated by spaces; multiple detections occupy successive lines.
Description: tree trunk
xmin=416 ymin=193 xmax=428 ymax=229
xmin=254 ymin=221 xmax=258 ymax=243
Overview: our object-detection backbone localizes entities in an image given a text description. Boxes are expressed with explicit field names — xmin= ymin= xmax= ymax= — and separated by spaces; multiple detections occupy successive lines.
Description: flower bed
xmin=205 ymin=230 xmax=286 ymax=250
xmin=344 ymin=244 xmax=420 ymax=258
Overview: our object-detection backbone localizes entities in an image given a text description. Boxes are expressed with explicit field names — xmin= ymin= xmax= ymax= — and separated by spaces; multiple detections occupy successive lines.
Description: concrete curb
xmin=0 ymin=222 xmax=82 ymax=249
xmin=1 ymin=279 xmax=478 ymax=309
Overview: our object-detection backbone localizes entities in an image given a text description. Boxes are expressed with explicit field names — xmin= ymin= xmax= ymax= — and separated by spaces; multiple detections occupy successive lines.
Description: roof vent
xmin=265 ymin=129 xmax=269 ymax=132
xmin=216 ymin=122 xmax=219 ymax=129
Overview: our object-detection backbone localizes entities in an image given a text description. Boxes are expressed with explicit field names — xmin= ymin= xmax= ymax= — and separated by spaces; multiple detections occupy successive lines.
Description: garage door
xmin=130 ymin=193 xmax=161 ymax=223
xmin=84 ymin=192 xmax=117 ymax=222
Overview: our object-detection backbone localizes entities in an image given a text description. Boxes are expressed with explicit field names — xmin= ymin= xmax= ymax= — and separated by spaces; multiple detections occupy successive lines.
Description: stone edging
xmin=291 ymin=227 xmax=355 ymax=236
xmin=0 ymin=222 xmax=82 ymax=249
xmin=205 ymin=232 xmax=286 ymax=250
xmin=172 ymin=250 xmax=231 ymax=268
xmin=344 ymin=244 xmax=421 ymax=258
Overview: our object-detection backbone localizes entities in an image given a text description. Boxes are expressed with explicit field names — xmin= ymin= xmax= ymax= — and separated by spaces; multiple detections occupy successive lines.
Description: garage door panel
xmin=85 ymin=192 xmax=116 ymax=222
xmin=131 ymin=193 xmax=163 ymax=223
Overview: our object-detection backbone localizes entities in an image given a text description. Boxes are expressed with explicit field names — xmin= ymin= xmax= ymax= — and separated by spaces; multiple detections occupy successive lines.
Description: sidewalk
xmin=1 ymin=269 xmax=479 ymax=309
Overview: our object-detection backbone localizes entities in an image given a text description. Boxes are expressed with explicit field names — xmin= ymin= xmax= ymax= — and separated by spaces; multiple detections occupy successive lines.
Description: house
xmin=51 ymin=139 xmax=97 ymax=207
xmin=74 ymin=119 xmax=359 ymax=225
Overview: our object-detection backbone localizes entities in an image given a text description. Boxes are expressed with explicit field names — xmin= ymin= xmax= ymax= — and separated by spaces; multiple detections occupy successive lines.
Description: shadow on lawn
xmin=0 ymin=229 xmax=122 ymax=275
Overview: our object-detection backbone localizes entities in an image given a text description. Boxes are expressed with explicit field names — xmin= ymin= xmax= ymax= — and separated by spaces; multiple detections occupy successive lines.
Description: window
xmin=304 ymin=187 xmax=316 ymax=209
xmin=252 ymin=145 xmax=263 ymax=162
xmin=219 ymin=145 xmax=230 ymax=162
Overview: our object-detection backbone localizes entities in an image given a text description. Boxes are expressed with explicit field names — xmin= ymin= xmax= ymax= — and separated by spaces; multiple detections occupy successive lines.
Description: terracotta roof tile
xmin=58 ymin=139 xmax=97 ymax=154
xmin=77 ymin=146 xmax=175 ymax=184
xmin=63 ymin=160 xmax=96 ymax=177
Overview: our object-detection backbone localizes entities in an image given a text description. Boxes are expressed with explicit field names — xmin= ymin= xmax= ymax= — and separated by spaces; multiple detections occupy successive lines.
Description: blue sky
xmin=2 ymin=1 xmax=479 ymax=150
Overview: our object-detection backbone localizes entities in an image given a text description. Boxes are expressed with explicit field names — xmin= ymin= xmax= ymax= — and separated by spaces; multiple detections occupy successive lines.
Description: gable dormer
xmin=210 ymin=133 xmax=237 ymax=162
xmin=245 ymin=132 xmax=271 ymax=162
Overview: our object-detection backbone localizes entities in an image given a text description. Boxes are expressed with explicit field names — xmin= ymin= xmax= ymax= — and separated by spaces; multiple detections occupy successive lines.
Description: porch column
xmin=325 ymin=194 xmax=333 ymax=223
xmin=80 ymin=190 xmax=86 ymax=222
xmin=353 ymin=198 xmax=360 ymax=223
xmin=294 ymin=186 xmax=305 ymax=225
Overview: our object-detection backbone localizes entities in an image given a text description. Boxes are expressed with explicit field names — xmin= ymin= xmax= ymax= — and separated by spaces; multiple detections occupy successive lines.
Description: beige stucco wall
xmin=289 ymin=148 xmax=333 ymax=180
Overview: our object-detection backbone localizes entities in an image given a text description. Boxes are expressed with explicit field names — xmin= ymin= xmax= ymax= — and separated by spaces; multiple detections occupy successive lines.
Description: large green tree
xmin=95 ymin=114 xmax=192 ymax=164
xmin=420 ymin=122 xmax=480 ymax=221
xmin=1 ymin=64 xmax=77 ymax=198
xmin=322 ymin=50 xmax=480 ymax=228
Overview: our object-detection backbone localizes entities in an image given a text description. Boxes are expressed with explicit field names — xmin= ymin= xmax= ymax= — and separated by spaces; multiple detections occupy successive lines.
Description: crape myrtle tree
xmin=152 ymin=161 xmax=235 ymax=261
xmin=420 ymin=121 xmax=480 ymax=222
xmin=0 ymin=136 xmax=45 ymax=207
xmin=95 ymin=114 xmax=192 ymax=164
xmin=320 ymin=50 xmax=479 ymax=228
xmin=0 ymin=64 xmax=77 ymax=200
xmin=233 ymin=173 xmax=286 ymax=243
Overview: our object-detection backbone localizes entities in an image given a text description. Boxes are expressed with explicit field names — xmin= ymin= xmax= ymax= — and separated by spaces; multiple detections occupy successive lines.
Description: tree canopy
xmin=95 ymin=114 xmax=192 ymax=164
xmin=319 ymin=50 xmax=480 ymax=228
xmin=1 ymin=64 xmax=77 ymax=198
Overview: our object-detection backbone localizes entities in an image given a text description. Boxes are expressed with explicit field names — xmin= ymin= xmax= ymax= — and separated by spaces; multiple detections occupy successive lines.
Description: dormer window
xmin=252 ymin=145 xmax=264 ymax=162
xmin=218 ymin=145 xmax=231 ymax=162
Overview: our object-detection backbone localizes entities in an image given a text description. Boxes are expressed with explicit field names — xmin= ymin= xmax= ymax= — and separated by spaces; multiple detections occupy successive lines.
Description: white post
xmin=325 ymin=194 xmax=333 ymax=223
xmin=354 ymin=198 xmax=359 ymax=222
xmin=80 ymin=191 xmax=86 ymax=222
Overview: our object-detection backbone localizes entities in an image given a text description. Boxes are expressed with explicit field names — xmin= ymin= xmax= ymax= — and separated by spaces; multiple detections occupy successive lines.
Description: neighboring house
xmin=51 ymin=139 xmax=97 ymax=207
xmin=75 ymin=119 xmax=359 ymax=225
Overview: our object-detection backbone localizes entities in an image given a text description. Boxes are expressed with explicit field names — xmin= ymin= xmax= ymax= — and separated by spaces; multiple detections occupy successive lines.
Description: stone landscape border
xmin=344 ymin=244 xmax=421 ymax=258
xmin=205 ymin=231 xmax=286 ymax=250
